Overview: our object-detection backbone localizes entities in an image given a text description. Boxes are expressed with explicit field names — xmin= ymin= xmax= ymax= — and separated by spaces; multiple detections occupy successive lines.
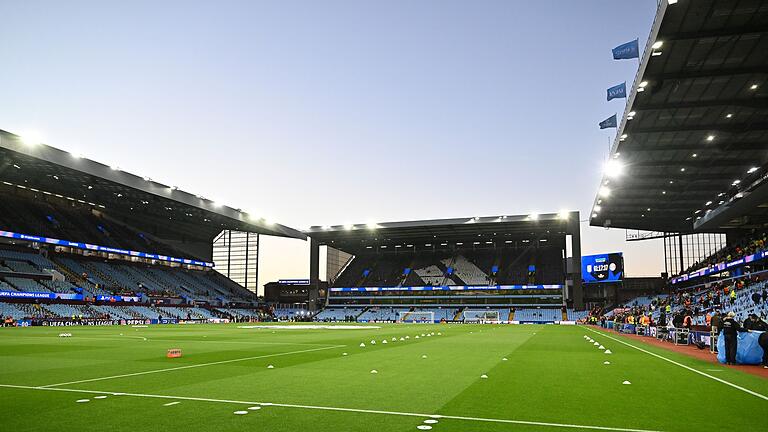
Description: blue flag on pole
xmin=607 ymin=82 xmax=627 ymax=101
xmin=599 ymin=114 xmax=617 ymax=129
xmin=612 ymin=39 xmax=639 ymax=60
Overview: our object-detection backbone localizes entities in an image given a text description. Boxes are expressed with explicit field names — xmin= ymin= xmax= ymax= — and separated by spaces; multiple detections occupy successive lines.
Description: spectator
xmin=743 ymin=314 xmax=768 ymax=331
xmin=721 ymin=312 xmax=747 ymax=365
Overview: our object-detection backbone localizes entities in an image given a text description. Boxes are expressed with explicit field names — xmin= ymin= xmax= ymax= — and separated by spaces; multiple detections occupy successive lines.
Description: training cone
xmin=267 ymin=365 xmax=274 ymax=369
xmin=405 ymin=336 xmax=410 ymax=339
xmin=343 ymin=352 xmax=348 ymax=356
xmin=605 ymin=350 xmax=612 ymax=354
xmin=502 ymin=357 xmax=508 ymax=361
xmin=415 ymin=336 xmax=420 ymax=339
xmin=370 ymin=340 xmax=376 ymax=344
xmin=382 ymin=340 xmax=388 ymax=344
xmin=422 ymin=355 xmax=427 ymax=359
xmin=437 ymin=332 xmax=442 ymax=336
xmin=622 ymin=380 xmax=631 ymax=385
xmin=399 ymin=337 xmax=405 ymax=341
xmin=593 ymin=342 xmax=599 ymax=346
xmin=603 ymin=361 xmax=610 ymax=365
xmin=480 ymin=374 xmax=488 ymax=379
xmin=392 ymin=337 xmax=397 ymax=341
xmin=360 ymin=343 xmax=366 ymax=347
xmin=599 ymin=345 xmax=605 ymax=350
xmin=370 ymin=370 xmax=378 ymax=374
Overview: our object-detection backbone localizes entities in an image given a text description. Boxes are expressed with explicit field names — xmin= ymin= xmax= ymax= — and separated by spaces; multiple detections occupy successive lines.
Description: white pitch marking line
xmin=0 ymin=384 xmax=663 ymax=432
xmin=585 ymin=327 xmax=768 ymax=402
xmin=38 ymin=345 xmax=346 ymax=388
xmin=163 ymin=401 xmax=180 ymax=406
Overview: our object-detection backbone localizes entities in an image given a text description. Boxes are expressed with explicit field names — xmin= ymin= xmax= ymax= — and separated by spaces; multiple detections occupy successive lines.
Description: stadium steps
xmin=355 ymin=307 xmax=369 ymax=320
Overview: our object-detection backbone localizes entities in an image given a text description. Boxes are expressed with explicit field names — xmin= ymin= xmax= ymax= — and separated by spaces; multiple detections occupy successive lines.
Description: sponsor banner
xmin=0 ymin=291 xmax=83 ymax=300
xmin=42 ymin=319 xmax=116 ymax=326
xmin=670 ymin=249 xmax=768 ymax=284
xmin=151 ymin=318 xmax=179 ymax=325
xmin=278 ymin=279 xmax=310 ymax=285
xmin=120 ymin=319 xmax=152 ymax=326
xmin=97 ymin=295 xmax=141 ymax=303
xmin=329 ymin=284 xmax=563 ymax=293
xmin=0 ymin=229 xmax=214 ymax=268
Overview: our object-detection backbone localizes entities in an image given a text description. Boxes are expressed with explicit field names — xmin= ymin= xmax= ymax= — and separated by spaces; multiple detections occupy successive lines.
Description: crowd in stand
xmin=679 ymin=233 xmax=767 ymax=276
xmin=586 ymin=274 xmax=768 ymax=330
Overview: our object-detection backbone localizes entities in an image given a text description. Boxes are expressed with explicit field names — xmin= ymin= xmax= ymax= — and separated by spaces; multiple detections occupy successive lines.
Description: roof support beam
xmin=644 ymin=66 xmax=768 ymax=81
xmin=660 ymin=26 xmax=768 ymax=42
xmin=628 ymin=122 xmax=768 ymax=134
xmin=633 ymin=97 xmax=768 ymax=111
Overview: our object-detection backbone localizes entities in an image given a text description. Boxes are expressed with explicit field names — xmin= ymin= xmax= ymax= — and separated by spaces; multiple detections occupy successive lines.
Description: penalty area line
xmin=0 ymin=383 xmax=662 ymax=432
xmin=38 ymin=344 xmax=346 ymax=388
xmin=584 ymin=327 xmax=768 ymax=402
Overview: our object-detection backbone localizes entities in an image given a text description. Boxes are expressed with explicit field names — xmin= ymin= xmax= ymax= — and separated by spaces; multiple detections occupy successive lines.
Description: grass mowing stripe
xmin=0 ymin=384 xmax=664 ymax=432
xmin=585 ymin=327 xmax=768 ymax=401
xmin=38 ymin=344 xmax=346 ymax=388
xmin=54 ymin=336 xmax=342 ymax=347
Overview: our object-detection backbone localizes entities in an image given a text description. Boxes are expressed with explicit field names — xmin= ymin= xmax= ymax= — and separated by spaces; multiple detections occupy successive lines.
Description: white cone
xmin=589 ymin=339 xmax=594 ymax=343
xmin=400 ymin=337 xmax=405 ymax=341
xmin=370 ymin=370 xmax=378 ymax=374
xmin=360 ymin=343 xmax=366 ymax=347
xmin=391 ymin=337 xmax=397 ymax=341
xmin=480 ymin=374 xmax=488 ymax=379
xmin=415 ymin=336 xmax=420 ymax=339
xmin=426 ymin=334 xmax=431 ymax=337
xmin=267 ymin=365 xmax=274 ymax=369
xmin=593 ymin=342 xmax=599 ymax=346
xmin=405 ymin=336 xmax=410 ymax=339
xmin=343 ymin=352 xmax=348 ymax=356
xmin=421 ymin=334 xmax=426 ymax=337
xmin=437 ymin=332 xmax=442 ymax=336
xmin=382 ymin=340 xmax=388 ymax=344
xmin=605 ymin=350 xmax=612 ymax=354
xmin=422 ymin=355 xmax=427 ymax=359
xmin=370 ymin=340 xmax=376 ymax=344
xmin=603 ymin=361 xmax=610 ymax=365
xmin=622 ymin=380 xmax=631 ymax=385
xmin=599 ymin=345 xmax=605 ymax=350
xmin=502 ymin=357 xmax=508 ymax=361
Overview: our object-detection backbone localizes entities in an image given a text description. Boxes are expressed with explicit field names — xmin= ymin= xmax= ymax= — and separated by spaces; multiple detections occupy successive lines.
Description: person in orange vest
xmin=683 ymin=313 xmax=692 ymax=329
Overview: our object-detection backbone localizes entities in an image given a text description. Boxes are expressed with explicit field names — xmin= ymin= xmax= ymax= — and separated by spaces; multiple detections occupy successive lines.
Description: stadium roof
xmin=304 ymin=212 xmax=577 ymax=254
xmin=0 ymin=129 xmax=305 ymax=241
xmin=590 ymin=0 xmax=768 ymax=233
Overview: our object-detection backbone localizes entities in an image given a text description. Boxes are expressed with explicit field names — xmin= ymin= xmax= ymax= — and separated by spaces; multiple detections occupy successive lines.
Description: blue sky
xmin=0 ymin=1 xmax=665 ymax=290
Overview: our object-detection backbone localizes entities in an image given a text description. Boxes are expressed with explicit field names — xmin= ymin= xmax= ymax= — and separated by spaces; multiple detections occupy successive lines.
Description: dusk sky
xmin=0 ymin=1 xmax=666 ymax=292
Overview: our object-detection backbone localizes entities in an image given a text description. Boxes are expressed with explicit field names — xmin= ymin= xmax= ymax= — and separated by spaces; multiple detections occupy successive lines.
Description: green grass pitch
xmin=1 ymin=323 xmax=766 ymax=431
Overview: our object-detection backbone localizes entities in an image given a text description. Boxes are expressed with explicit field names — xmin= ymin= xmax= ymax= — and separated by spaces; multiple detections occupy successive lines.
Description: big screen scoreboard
xmin=582 ymin=252 xmax=623 ymax=283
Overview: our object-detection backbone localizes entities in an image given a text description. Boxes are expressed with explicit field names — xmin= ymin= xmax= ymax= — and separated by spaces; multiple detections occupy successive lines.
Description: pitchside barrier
xmin=602 ymin=322 xmax=766 ymax=365
xmin=18 ymin=318 xmax=231 ymax=327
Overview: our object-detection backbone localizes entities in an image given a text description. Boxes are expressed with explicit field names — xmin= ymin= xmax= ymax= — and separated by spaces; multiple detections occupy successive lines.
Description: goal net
xmin=463 ymin=310 xmax=501 ymax=323
xmin=398 ymin=311 xmax=434 ymax=323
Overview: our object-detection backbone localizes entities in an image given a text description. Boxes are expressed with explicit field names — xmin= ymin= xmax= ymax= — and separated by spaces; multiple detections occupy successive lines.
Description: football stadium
xmin=1 ymin=1 xmax=768 ymax=431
